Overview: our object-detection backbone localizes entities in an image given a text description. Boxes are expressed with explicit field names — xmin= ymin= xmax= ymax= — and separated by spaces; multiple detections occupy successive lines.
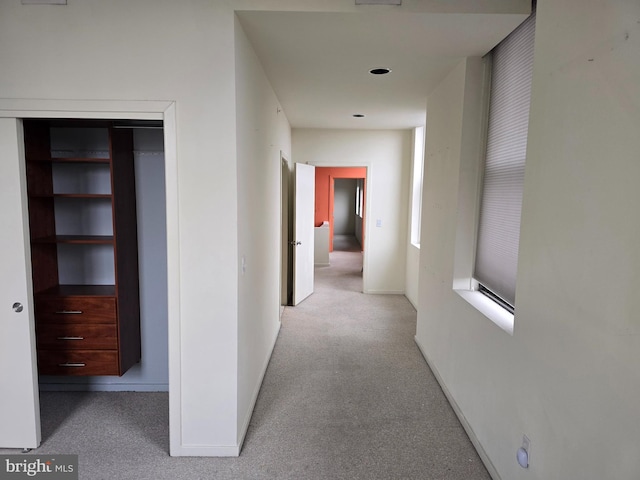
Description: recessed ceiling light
xmin=353 ymin=114 xmax=365 ymax=118
xmin=369 ymin=67 xmax=391 ymax=75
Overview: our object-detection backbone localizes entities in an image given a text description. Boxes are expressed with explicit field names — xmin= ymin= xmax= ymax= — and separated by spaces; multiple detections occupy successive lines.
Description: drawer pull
xmin=57 ymin=336 xmax=84 ymax=341
xmin=58 ymin=363 xmax=86 ymax=368
xmin=55 ymin=310 xmax=83 ymax=315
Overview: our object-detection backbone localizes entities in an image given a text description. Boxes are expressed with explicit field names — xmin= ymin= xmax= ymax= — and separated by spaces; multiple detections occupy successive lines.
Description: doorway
xmin=0 ymin=101 xmax=179 ymax=453
xmin=315 ymin=167 xmax=366 ymax=253
xmin=314 ymin=166 xmax=367 ymax=292
xmin=30 ymin=119 xmax=168 ymax=444
xmin=332 ymin=178 xmax=364 ymax=253
xmin=280 ymin=154 xmax=292 ymax=307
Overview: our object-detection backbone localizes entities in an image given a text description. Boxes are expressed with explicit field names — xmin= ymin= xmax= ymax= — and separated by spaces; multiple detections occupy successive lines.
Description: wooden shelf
xmin=53 ymin=157 xmax=111 ymax=163
xmin=56 ymin=193 xmax=112 ymax=199
xmin=29 ymin=157 xmax=111 ymax=164
xmin=32 ymin=235 xmax=114 ymax=245
xmin=36 ymin=284 xmax=116 ymax=297
xmin=28 ymin=193 xmax=112 ymax=199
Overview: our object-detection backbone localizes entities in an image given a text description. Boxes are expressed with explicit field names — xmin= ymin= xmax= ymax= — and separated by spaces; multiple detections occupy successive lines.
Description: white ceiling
xmin=236 ymin=4 xmax=529 ymax=130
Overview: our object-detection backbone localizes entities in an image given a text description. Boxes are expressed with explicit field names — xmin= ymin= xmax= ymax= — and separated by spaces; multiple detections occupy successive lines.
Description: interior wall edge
xmin=236 ymin=321 xmax=281 ymax=450
xmin=414 ymin=336 xmax=501 ymax=480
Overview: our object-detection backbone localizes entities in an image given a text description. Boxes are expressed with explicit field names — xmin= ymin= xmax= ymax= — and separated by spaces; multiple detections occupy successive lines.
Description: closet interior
xmin=22 ymin=119 xmax=168 ymax=389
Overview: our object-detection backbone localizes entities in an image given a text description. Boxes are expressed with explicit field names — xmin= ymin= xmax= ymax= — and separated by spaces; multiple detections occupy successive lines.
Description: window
xmin=410 ymin=126 xmax=425 ymax=247
xmin=474 ymin=9 xmax=536 ymax=312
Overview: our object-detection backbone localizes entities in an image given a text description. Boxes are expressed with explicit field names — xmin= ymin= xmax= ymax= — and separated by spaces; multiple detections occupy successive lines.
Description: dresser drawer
xmin=37 ymin=350 xmax=120 ymax=376
xmin=37 ymin=324 xmax=117 ymax=350
xmin=35 ymin=297 xmax=116 ymax=324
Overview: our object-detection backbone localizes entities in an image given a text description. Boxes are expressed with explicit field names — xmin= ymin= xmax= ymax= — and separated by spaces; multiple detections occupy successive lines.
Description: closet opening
xmin=22 ymin=118 xmax=169 ymax=450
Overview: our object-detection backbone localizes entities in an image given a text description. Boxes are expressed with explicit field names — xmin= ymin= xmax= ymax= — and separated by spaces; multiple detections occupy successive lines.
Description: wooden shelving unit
xmin=23 ymin=120 xmax=141 ymax=377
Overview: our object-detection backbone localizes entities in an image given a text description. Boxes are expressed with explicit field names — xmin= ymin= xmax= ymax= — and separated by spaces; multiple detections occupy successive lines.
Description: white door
xmin=292 ymin=163 xmax=315 ymax=305
xmin=0 ymin=118 xmax=41 ymax=448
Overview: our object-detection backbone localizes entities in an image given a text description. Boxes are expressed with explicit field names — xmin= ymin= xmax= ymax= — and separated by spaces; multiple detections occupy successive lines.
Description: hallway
xmin=1 ymin=248 xmax=490 ymax=479
xmin=332 ymin=234 xmax=362 ymax=253
xmin=244 ymin=246 xmax=491 ymax=478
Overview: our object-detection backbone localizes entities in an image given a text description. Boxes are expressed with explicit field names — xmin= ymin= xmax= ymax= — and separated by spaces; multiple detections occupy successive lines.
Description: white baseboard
xmin=363 ymin=289 xmax=405 ymax=295
xmin=38 ymin=383 xmax=169 ymax=392
xmin=414 ymin=336 xmax=501 ymax=480
xmin=405 ymin=294 xmax=418 ymax=310
xmin=236 ymin=321 xmax=281 ymax=453
xmin=170 ymin=444 xmax=240 ymax=457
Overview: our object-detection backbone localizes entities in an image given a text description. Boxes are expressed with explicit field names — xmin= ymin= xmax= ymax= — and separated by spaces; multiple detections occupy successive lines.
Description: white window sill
xmin=454 ymin=289 xmax=514 ymax=335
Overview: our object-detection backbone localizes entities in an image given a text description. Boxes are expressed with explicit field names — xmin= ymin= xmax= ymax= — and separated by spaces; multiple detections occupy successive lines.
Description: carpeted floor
xmin=333 ymin=234 xmax=362 ymax=252
xmin=1 ymin=241 xmax=491 ymax=479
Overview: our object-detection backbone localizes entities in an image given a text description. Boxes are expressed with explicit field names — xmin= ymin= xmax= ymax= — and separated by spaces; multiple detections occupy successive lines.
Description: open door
xmin=0 ymin=118 xmax=41 ymax=448
xmin=292 ymin=163 xmax=315 ymax=305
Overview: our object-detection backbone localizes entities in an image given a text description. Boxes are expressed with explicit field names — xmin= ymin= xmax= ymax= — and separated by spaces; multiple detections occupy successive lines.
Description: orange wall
xmin=315 ymin=167 xmax=366 ymax=251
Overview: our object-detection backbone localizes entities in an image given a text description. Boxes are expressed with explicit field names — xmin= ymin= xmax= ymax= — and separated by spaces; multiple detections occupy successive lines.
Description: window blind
xmin=474 ymin=11 xmax=536 ymax=308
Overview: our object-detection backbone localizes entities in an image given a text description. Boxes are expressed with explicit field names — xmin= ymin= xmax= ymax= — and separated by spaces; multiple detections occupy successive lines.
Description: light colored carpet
xmin=332 ymin=234 xmax=361 ymax=252
xmin=1 ymin=248 xmax=490 ymax=479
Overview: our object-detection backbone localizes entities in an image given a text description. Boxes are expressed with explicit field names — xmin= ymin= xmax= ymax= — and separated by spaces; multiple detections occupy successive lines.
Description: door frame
xmin=329 ymin=175 xmax=366 ymax=252
xmin=0 ymin=99 xmax=181 ymax=454
xmin=280 ymin=151 xmax=292 ymax=307
xmin=310 ymin=162 xmax=372 ymax=293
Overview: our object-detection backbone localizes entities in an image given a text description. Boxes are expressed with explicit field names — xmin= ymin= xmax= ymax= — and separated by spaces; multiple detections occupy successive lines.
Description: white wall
xmin=129 ymin=129 xmax=169 ymax=391
xmin=293 ymin=129 xmax=411 ymax=294
xmin=414 ymin=1 xmax=640 ymax=479
xmin=404 ymin=245 xmax=420 ymax=309
xmin=234 ymin=17 xmax=291 ymax=446
xmin=405 ymin=127 xmax=424 ymax=309
xmin=314 ymin=224 xmax=330 ymax=266
xmin=334 ymin=178 xmax=357 ymax=235
xmin=0 ymin=0 xmax=239 ymax=454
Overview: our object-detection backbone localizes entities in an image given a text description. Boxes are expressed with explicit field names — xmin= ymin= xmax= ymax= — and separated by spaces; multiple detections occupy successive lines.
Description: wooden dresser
xmin=24 ymin=120 xmax=141 ymax=376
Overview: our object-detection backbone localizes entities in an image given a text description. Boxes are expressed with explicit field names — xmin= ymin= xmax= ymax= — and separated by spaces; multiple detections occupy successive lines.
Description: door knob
xmin=12 ymin=302 xmax=23 ymax=313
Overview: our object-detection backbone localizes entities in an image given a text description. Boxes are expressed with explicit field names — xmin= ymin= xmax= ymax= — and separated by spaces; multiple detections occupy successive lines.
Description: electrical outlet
xmin=517 ymin=435 xmax=530 ymax=468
